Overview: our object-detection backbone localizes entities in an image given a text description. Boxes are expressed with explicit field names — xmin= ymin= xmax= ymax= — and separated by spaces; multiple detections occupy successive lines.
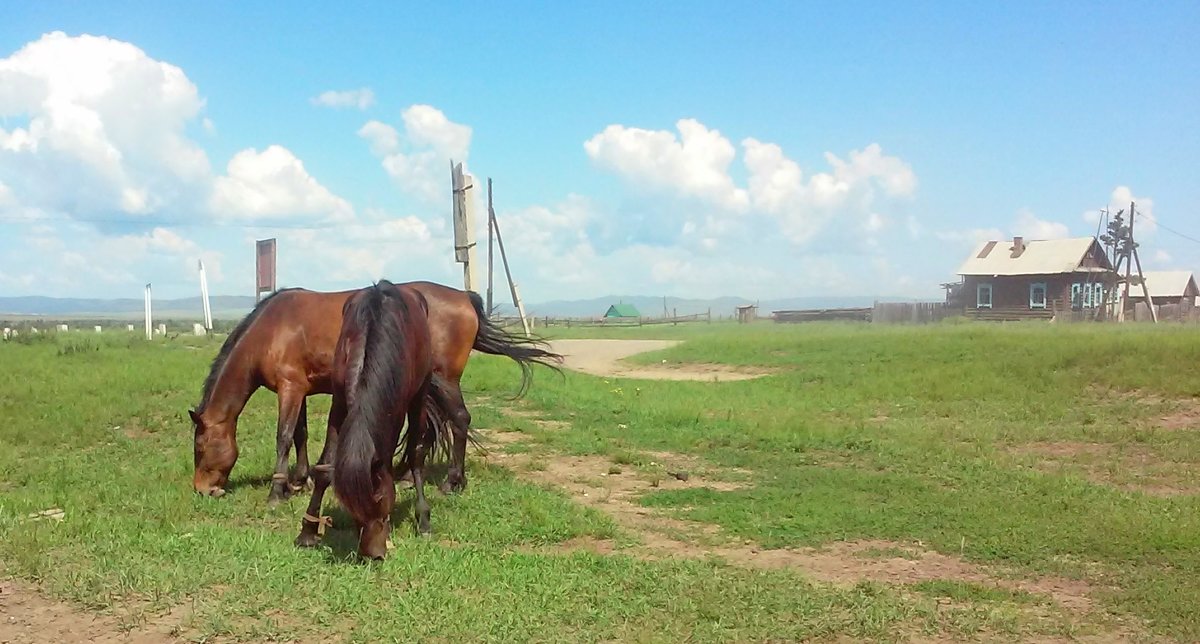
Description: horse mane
xmin=334 ymin=279 xmax=418 ymax=524
xmin=196 ymin=288 xmax=296 ymax=414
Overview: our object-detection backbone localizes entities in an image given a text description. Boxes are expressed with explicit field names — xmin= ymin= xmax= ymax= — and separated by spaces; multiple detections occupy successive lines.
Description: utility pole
xmin=486 ymin=178 xmax=495 ymax=315
xmin=1130 ymin=201 xmax=1157 ymax=323
xmin=488 ymin=180 xmax=531 ymax=337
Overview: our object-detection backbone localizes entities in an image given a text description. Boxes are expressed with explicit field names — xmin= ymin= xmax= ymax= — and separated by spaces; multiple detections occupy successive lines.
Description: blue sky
xmin=1 ymin=1 xmax=1197 ymax=301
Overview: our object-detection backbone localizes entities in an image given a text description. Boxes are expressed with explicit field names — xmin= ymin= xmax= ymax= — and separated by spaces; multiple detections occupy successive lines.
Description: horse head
xmin=189 ymin=408 xmax=237 ymax=497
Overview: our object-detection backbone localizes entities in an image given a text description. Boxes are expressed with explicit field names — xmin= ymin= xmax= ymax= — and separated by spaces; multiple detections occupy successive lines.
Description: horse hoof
xmin=295 ymin=534 xmax=320 ymax=549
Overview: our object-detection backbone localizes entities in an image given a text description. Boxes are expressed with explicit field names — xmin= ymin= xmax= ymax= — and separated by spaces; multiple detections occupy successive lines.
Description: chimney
xmin=1011 ymin=236 xmax=1025 ymax=258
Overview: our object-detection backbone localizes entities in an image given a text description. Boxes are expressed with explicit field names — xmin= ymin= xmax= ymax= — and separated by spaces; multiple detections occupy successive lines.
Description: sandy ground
xmin=0 ymin=579 xmax=189 ymax=643
xmin=547 ymin=339 xmax=766 ymax=382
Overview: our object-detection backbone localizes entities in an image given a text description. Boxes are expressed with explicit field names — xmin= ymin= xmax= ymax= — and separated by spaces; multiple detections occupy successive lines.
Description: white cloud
xmin=1153 ymin=249 xmax=1171 ymax=264
xmin=1109 ymin=185 xmax=1156 ymax=234
xmin=935 ymin=227 xmax=1006 ymax=246
xmin=311 ymin=88 xmax=375 ymax=110
xmin=211 ymin=145 xmax=353 ymax=222
xmin=360 ymin=105 xmax=472 ymax=204
xmin=584 ymin=119 xmax=916 ymax=246
xmin=1012 ymin=208 xmax=1069 ymax=239
xmin=202 ymin=117 xmax=216 ymax=135
xmin=0 ymin=31 xmax=211 ymax=220
xmin=0 ymin=32 xmax=354 ymax=234
xmin=584 ymin=119 xmax=749 ymax=211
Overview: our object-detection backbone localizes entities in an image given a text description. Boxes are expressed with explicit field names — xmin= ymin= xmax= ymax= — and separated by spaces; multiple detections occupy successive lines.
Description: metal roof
xmin=957 ymin=237 xmax=1112 ymax=276
xmin=605 ymin=303 xmax=641 ymax=317
xmin=1136 ymin=271 xmax=1198 ymax=298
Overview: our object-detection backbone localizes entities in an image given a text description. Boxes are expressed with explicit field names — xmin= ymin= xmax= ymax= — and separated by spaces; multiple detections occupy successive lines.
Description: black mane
xmin=195 ymin=288 xmax=296 ymax=414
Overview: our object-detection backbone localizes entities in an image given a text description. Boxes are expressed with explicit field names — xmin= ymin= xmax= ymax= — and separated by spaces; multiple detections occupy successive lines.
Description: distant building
xmin=604 ymin=303 xmax=641 ymax=319
xmin=1129 ymin=271 xmax=1199 ymax=308
xmin=954 ymin=236 xmax=1117 ymax=321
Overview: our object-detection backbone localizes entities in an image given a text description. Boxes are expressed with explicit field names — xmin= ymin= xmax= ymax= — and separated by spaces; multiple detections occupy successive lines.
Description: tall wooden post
xmin=1130 ymin=201 xmax=1157 ymax=323
xmin=486 ymin=178 xmax=495 ymax=315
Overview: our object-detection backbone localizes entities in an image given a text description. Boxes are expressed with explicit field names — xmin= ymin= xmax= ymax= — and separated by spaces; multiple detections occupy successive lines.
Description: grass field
xmin=2 ymin=322 xmax=1200 ymax=642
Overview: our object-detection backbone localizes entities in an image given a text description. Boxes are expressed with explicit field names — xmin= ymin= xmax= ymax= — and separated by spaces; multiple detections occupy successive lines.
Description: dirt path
xmin=547 ymin=339 xmax=767 ymax=382
xmin=0 ymin=579 xmax=190 ymax=643
xmin=482 ymin=405 xmax=1148 ymax=641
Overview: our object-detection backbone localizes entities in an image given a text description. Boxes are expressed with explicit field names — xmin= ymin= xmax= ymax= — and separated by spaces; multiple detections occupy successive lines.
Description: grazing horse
xmin=188 ymin=280 xmax=560 ymax=501
xmin=295 ymin=280 xmax=434 ymax=559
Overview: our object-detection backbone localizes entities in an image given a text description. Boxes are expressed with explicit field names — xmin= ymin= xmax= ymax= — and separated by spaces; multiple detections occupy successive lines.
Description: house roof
xmin=957 ymin=237 xmax=1112 ymax=276
xmin=1136 ymin=271 xmax=1198 ymax=298
xmin=605 ymin=303 xmax=641 ymax=317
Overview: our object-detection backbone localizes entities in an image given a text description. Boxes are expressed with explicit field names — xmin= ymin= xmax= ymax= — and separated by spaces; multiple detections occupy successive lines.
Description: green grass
xmin=3 ymin=323 xmax=1200 ymax=640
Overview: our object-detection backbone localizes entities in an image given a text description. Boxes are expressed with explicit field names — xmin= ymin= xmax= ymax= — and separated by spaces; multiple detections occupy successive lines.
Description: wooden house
xmin=954 ymin=236 xmax=1117 ymax=321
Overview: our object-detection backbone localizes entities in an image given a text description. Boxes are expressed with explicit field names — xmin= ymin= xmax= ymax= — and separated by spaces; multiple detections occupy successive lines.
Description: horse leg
xmin=290 ymin=398 xmax=311 ymax=490
xmin=411 ymin=401 xmax=433 ymax=534
xmin=269 ymin=386 xmax=305 ymax=504
xmin=295 ymin=405 xmax=340 ymax=549
xmin=440 ymin=380 xmax=472 ymax=495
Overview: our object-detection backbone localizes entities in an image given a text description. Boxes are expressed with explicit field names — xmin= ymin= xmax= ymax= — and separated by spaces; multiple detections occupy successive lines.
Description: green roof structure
xmin=604 ymin=303 xmax=641 ymax=318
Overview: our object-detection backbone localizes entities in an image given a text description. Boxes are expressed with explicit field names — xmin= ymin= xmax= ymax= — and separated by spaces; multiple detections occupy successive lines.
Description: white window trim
xmin=1030 ymin=282 xmax=1047 ymax=309
xmin=977 ymin=283 xmax=993 ymax=309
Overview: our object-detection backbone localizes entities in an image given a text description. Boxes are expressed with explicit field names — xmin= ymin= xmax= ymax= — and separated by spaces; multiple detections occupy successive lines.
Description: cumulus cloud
xmin=0 ymin=31 xmax=211 ymax=220
xmin=584 ymin=118 xmax=915 ymax=245
xmin=210 ymin=145 xmax=353 ymax=222
xmin=269 ymin=211 xmax=445 ymax=283
xmin=584 ymin=119 xmax=749 ymax=211
xmin=1110 ymin=185 xmax=1156 ymax=234
xmin=0 ymin=32 xmax=354 ymax=233
xmin=359 ymin=105 xmax=472 ymax=204
xmin=1012 ymin=208 xmax=1069 ymax=239
xmin=311 ymin=88 xmax=375 ymax=110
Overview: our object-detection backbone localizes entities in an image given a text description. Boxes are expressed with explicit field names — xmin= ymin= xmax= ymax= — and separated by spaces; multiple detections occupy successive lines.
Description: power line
xmin=1135 ymin=210 xmax=1200 ymax=247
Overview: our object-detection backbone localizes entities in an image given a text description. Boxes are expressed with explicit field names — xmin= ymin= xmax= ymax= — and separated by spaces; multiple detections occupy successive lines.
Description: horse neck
xmin=200 ymin=346 xmax=259 ymax=427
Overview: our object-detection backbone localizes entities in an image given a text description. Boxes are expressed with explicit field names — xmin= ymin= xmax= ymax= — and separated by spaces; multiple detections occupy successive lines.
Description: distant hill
xmin=1 ymin=292 xmax=928 ymax=322
xmin=491 ymin=294 xmax=922 ymax=318
xmin=0 ymin=295 xmax=257 ymax=320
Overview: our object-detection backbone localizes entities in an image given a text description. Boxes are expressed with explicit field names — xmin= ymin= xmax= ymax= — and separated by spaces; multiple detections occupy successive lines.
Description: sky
xmin=1 ymin=2 xmax=1198 ymax=302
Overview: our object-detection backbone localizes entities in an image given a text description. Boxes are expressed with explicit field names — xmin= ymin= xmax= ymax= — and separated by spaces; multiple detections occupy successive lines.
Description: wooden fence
xmin=771 ymin=308 xmax=872 ymax=323
xmin=871 ymin=301 xmax=958 ymax=324
xmin=493 ymin=310 xmax=712 ymax=329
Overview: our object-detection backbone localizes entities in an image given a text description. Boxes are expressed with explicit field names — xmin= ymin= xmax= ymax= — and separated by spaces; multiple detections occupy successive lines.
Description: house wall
xmin=963 ymin=273 xmax=1115 ymax=321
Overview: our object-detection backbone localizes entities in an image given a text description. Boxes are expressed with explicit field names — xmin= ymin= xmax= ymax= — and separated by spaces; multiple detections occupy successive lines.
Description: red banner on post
xmin=255 ymin=238 xmax=276 ymax=299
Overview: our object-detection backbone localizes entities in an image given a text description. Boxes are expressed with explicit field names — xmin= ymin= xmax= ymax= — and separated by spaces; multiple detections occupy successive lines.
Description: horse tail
xmin=467 ymin=291 xmax=563 ymax=397
xmin=333 ymin=280 xmax=410 ymax=526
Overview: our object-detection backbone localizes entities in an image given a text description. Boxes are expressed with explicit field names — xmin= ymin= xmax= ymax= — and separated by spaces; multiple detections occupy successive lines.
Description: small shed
xmin=604 ymin=303 xmax=641 ymax=319
xmin=735 ymin=304 xmax=757 ymax=323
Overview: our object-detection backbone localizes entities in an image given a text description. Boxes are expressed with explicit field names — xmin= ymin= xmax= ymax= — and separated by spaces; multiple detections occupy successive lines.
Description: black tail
xmin=333 ymin=281 xmax=411 ymax=526
xmin=468 ymin=292 xmax=563 ymax=397
xmin=393 ymin=375 xmax=452 ymax=474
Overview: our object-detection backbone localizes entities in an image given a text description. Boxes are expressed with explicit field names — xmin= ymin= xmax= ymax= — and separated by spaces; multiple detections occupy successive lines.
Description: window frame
xmin=977 ymin=283 xmax=993 ymax=309
xmin=1029 ymin=282 xmax=1047 ymax=309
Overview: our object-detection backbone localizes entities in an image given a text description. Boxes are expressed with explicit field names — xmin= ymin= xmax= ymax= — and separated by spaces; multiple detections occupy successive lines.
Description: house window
xmin=977 ymin=283 xmax=993 ymax=309
xmin=1073 ymin=282 xmax=1103 ymax=309
xmin=1030 ymin=282 xmax=1047 ymax=309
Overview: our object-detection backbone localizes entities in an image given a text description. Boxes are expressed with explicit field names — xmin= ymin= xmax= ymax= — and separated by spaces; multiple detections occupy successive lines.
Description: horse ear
xmin=188 ymin=409 xmax=202 ymax=425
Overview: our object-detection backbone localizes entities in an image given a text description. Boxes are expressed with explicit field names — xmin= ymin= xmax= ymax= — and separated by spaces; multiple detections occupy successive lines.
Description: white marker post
xmin=198 ymin=259 xmax=213 ymax=333
xmin=144 ymin=283 xmax=153 ymax=341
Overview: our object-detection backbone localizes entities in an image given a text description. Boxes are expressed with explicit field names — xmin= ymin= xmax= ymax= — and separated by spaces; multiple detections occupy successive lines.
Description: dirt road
xmin=547 ymin=339 xmax=765 ymax=382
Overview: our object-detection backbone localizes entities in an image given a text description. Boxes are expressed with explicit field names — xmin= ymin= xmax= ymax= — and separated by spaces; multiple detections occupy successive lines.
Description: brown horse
xmin=294 ymin=280 xmax=435 ymax=559
xmin=188 ymin=280 xmax=560 ymax=502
